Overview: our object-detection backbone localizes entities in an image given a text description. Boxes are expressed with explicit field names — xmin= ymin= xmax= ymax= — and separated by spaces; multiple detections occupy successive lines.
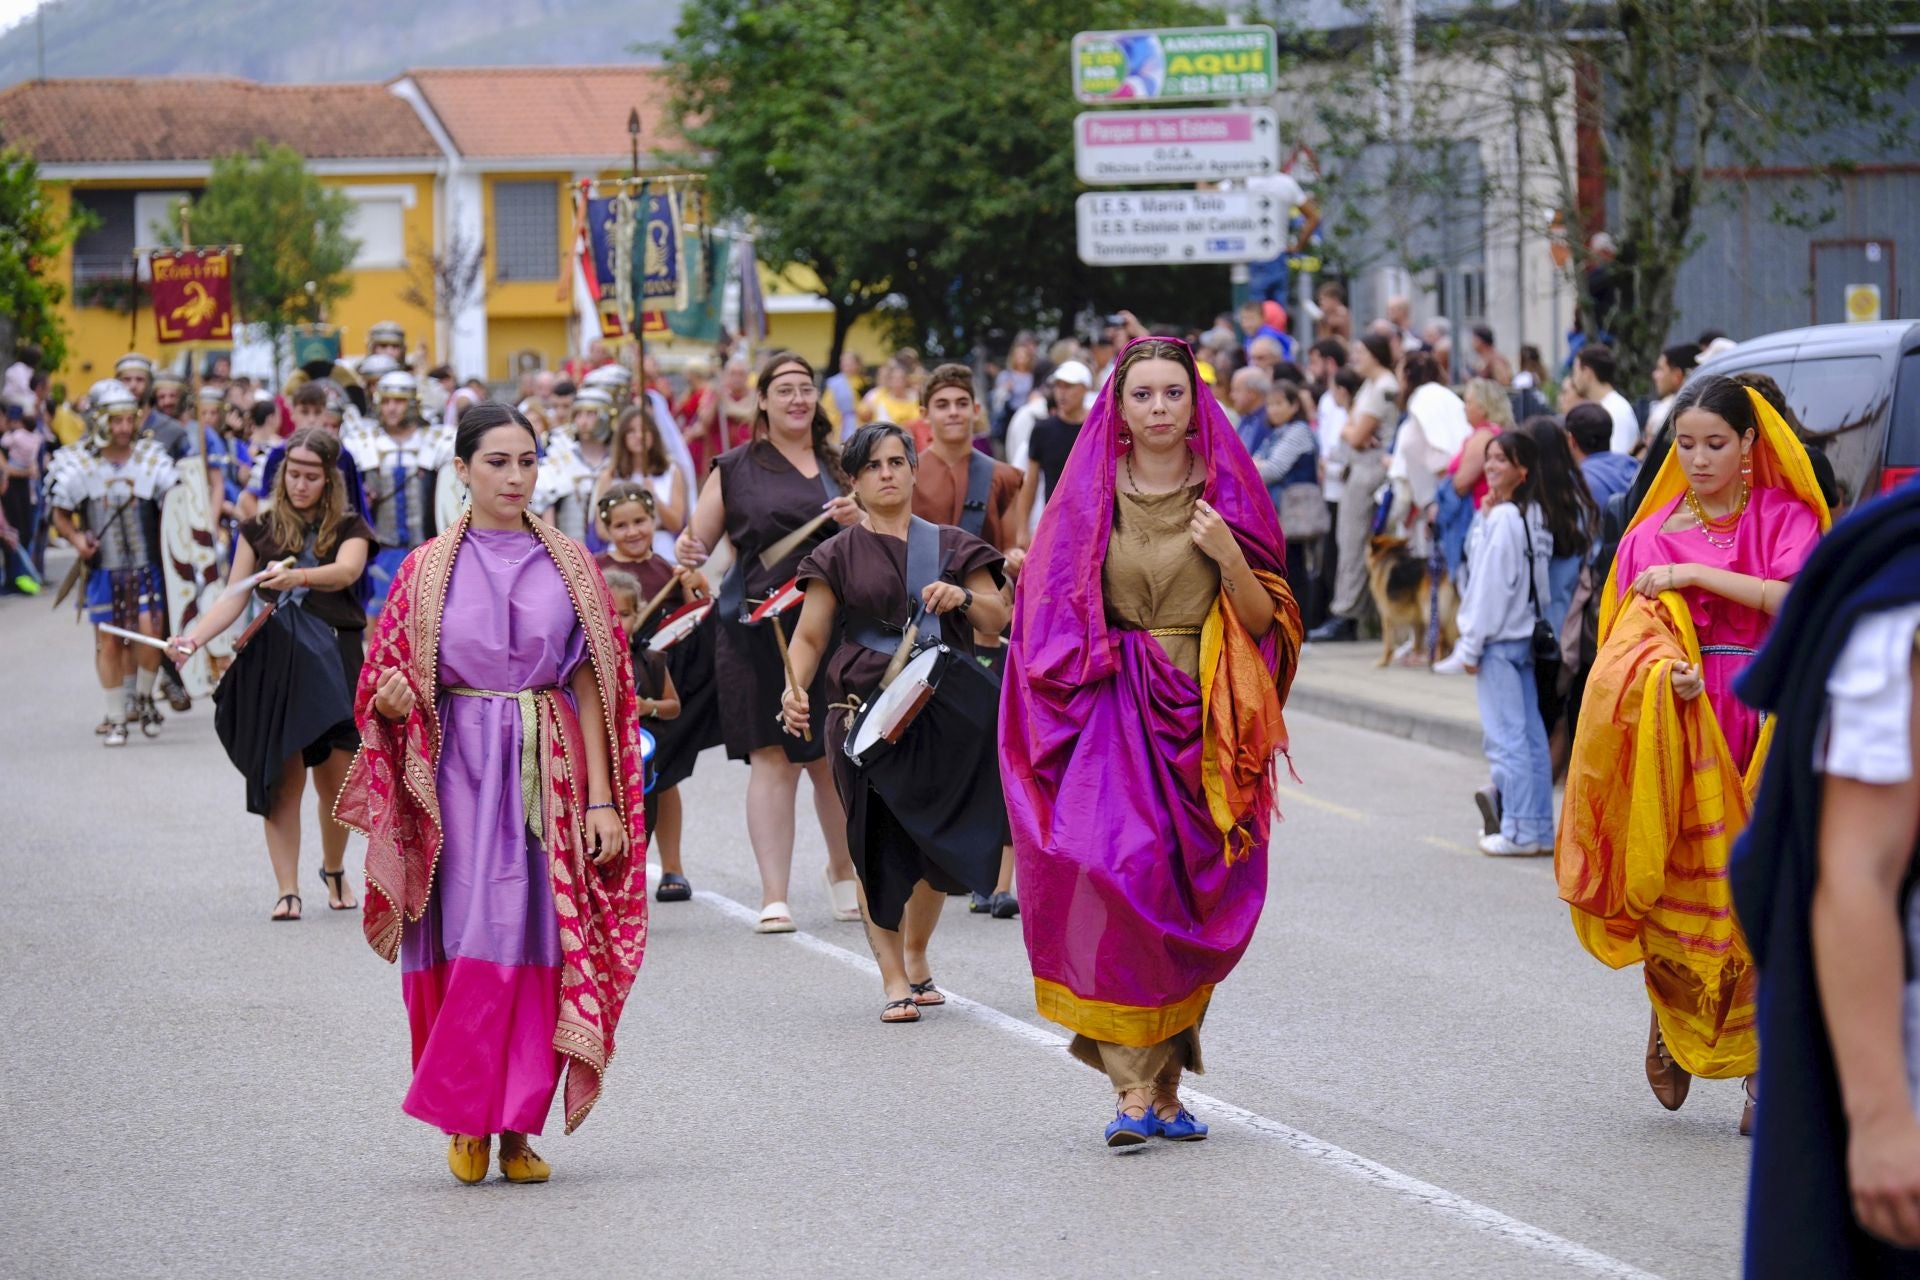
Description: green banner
xmin=1073 ymin=26 xmax=1278 ymax=104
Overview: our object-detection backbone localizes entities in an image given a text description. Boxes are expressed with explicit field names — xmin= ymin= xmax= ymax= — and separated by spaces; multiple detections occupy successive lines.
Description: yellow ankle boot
xmin=447 ymin=1134 xmax=491 ymax=1185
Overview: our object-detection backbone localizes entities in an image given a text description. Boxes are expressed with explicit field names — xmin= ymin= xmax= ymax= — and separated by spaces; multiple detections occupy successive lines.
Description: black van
xmin=1693 ymin=320 xmax=1920 ymax=506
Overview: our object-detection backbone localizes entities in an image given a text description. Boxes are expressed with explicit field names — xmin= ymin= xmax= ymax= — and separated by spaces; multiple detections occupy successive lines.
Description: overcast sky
xmin=0 ymin=0 xmax=45 ymax=37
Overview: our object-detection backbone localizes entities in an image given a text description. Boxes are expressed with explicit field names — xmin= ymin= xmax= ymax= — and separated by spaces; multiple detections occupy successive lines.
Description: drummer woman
xmin=676 ymin=352 xmax=863 ymax=932
xmin=168 ymin=427 xmax=374 ymax=920
xmin=779 ymin=424 xmax=1009 ymax=1021
xmin=596 ymin=482 xmax=711 ymax=902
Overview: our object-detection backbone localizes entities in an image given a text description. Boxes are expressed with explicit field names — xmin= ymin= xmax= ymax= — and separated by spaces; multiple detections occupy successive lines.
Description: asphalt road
xmin=0 ymin=582 xmax=1750 ymax=1279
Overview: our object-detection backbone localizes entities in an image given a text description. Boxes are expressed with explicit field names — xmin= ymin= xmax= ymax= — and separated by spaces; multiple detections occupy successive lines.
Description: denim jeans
xmin=1475 ymin=637 xmax=1555 ymax=846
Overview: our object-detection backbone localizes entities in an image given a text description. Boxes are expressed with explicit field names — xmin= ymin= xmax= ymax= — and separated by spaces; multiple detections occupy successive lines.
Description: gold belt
xmin=446 ymin=685 xmax=555 ymax=842
xmin=1147 ymin=626 xmax=1202 ymax=638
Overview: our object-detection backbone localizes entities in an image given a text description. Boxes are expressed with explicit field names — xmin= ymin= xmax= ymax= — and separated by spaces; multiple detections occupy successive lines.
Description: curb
xmin=1287 ymin=683 xmax=1484 ymax=759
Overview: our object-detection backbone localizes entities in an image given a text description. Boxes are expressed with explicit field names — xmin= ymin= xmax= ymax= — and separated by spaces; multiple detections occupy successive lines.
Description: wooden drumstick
xmin=758 ymin=511 xmax=833 ymax=570
xmin=878 ymin=618 xmax=920 ymax=690
xmin=630 ymin=574 xmax=681 ymax=632
xmin=770 ymin=613 xmax=812 ymax=743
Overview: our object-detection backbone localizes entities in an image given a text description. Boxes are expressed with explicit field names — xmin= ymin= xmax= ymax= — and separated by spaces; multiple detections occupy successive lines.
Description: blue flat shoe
xmin=1104 ymin=1108 xmax=1155 ymax=1148
xmin=1154 ymin=1106 xmax=1209 ymax=1141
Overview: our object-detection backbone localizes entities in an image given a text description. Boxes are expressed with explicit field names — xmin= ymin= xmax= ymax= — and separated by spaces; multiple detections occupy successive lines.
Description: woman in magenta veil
xmin=1001 ymin=337 xmax=1302 ymax=1147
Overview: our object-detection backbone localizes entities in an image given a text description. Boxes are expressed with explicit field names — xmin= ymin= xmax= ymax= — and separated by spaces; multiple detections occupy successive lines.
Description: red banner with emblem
xmin=151 ymin=248 xmax=235 ymax=343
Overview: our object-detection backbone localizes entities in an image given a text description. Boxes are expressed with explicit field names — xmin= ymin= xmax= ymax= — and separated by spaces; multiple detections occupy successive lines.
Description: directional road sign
xmin=1075 ymin=190 xmax=1284 ymax=267
xmin=1073 ymin=25 xmax=1280 ymax=104
xmin=1074 ymin=107 xmax=1279 ymax=184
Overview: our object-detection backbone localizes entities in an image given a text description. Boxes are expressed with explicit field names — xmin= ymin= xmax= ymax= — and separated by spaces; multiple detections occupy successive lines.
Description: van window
xmin=1784 ymin=354 xmax=1889 ymax=507
xmin=1890 ymin=350 xmax=1920 ymax=467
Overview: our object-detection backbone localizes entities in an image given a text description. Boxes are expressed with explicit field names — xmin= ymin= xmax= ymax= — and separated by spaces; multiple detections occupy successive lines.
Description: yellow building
xmin=0 ymin=67 xmax=887 ymax=388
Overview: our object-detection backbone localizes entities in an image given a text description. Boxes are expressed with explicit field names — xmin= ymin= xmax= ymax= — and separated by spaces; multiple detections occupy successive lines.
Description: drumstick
xmin=97 ymin=622 xmax=173 ymax=651
xmin=631 ymin=574 xmax=681 ymax=631
xmin=878 ymin=618 xmax=920 ymax=690
xmin=769 ymin=613 xmax=812 ymax=742
xmin=758 ymin=511 xmax=833 ymax=570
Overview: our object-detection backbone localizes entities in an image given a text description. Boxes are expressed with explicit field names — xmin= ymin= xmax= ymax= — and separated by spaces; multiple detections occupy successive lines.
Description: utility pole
xmin=628 ymin=107 xmax=646 ymax=376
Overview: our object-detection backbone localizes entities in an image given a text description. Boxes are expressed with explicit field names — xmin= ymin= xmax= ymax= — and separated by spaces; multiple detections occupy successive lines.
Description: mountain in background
xmin=0 ymin=0 xmax=683 ymax=87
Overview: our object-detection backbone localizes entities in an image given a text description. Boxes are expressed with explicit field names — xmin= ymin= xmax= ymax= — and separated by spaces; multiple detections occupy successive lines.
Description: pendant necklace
xmin=1124 ymin=447 xmax=1197 ymax=496
xmin=1684 ymin=480 xmax=1748 ymax=552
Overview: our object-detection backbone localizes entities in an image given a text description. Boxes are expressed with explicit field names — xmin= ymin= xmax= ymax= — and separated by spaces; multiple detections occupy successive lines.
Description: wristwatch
xmin=958 ymin=588 xmax=974 ymax=614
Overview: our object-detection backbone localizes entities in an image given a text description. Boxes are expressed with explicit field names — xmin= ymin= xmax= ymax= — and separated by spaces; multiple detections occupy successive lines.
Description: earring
xmin=1741 ymin=455 xmax=1754 ymax=480
xmin=1118 ymin=428 xmax=1132 ymax=446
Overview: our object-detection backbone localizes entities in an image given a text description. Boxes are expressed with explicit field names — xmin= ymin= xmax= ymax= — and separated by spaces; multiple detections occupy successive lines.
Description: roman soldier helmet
xmin=375 ymin=370 xmax=419 ymax=403
xmin=581 ymin=362 xmax=633 ymax=408
xmin=113 ymin=353 xmax=154 ymax=380
xmin=196 ymin=385 xmax=228 ymax=409
xmin=357 ymin=353 xmax=401 ymax=383
xmin=151 ymin=368 xmax=188 ymax=394
xmin=367 ymin=320 xmax=407 ymax=352
xmin=568 ymin=385 xmax=614 ymax=442
xmin=87 ymin=378 xmax=140 ymax=444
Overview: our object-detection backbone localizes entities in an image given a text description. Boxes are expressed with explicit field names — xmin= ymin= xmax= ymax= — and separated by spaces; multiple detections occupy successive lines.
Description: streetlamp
xmin=627 ymin=107 xmax=642 ymax=178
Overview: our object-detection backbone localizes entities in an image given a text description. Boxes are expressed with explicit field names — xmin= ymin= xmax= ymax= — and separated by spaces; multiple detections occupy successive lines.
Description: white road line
xmin=671 ymin=872 xmax=1666 ymax=1280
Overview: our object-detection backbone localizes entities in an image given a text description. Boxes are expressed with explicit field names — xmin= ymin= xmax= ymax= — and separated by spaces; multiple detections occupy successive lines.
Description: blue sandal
xmin=1105 ymin=1107 xmax=1155 ymax=1148
xmin=1154 ymin=1106 xmax=1209 ymax=1141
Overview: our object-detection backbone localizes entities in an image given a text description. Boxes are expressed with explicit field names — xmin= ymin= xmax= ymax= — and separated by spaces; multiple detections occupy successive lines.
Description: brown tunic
xmin=1102 ymin=483 xmax=1219 ymax=679
xmin=912 ymin=448 xmax=1024 ymax=553
xmin=712 ymin=441 xmax=845 ymax=760
xmin=797 ymin=522 xmax=1004 ymax=712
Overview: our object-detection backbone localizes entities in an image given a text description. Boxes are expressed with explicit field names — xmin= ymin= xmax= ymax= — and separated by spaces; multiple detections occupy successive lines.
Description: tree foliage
xmin=663 ymin=0 xmax=1230 ymax=365
xmin=1272 ymin=0 xmax=1914 ymax=388
xmin=0 ymin=149 xmax=95 ymax=371
xmin=162 ymin=142 xmax=359 ymax=340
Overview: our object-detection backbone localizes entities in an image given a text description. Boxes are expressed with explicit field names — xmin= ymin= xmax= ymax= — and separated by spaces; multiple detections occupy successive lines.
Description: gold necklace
xmin=1684 ymin=481 xmax=1748 ymax=551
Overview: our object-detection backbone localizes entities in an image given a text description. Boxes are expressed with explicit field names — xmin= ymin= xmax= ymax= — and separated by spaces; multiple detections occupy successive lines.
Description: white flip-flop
xmin=755 ymin=902 xmax=796 ymax=934
xmin=824 ymin=871 xmax=862 ymax=923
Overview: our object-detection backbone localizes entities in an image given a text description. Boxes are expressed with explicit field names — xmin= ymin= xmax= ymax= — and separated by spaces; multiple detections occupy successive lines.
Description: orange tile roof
xmin=402 ymin=65 xmax=684 ymax=161
xmin=0 ymin=77 xmax=440 ymax=164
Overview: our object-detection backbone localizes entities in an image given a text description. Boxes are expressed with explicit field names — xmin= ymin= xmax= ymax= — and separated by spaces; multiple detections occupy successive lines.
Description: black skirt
xmin=213 ymin=604 xmax=358 ymax=816
xmin=714 ymin=611 xmax=831 ymax=763
xmin=647 ymin=614 xmax=725 ymax=791
xmin=827 ymin=647 xmax=1004 ymax=930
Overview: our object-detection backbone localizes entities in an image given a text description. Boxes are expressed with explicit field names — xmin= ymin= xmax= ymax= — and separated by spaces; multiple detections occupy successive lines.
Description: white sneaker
xmin=1479 ymin=833 xmax=1550 ymax=857
xmin=1432 ymin=652 xmax=1469 ymax=676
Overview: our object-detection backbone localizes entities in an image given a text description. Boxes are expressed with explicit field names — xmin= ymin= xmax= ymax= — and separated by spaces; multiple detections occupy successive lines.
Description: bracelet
xmin=585 ymin=801 xmax=616 ymax=813
xmin=301 ymin=569 xmax=311 ymax=587
xmin=958 ymin=587 xmax=974 ymax=614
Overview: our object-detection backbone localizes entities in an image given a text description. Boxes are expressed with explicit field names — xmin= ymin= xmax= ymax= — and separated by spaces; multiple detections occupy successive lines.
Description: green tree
xmin=162 ymin=141 xmax=359 ymax=347
xmin=0 ymin=149 xmax=95 ymax=372
xmin=1275 ymin=0 xmax=1914 ymax=388
xmin=664 ymin=0 xmax=1226 ymax=366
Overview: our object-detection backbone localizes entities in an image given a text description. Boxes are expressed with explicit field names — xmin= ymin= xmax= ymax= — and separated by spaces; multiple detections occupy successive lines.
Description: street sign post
xmin=1073 ymin=26 xmax=1279 ymax=104
xmin=1075 ymin=190 xmax=1284 ymax=267
xmin=1073 ymin=107 xmax=1279 ymax=184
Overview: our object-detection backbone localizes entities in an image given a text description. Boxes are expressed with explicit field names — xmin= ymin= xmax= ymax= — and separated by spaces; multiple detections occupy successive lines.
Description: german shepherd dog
xmin=1366 ymin=535 xmax=1458 ymax=667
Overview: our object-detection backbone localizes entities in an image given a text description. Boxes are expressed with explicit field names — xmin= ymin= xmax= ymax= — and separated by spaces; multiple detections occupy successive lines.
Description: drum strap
xmin=847 ymin=516 xmax=945 ymax=656
xmin=959 ymin=452 xmax=993 ymax=538
xmin=718 ymin=453 xmax=839 ymax=621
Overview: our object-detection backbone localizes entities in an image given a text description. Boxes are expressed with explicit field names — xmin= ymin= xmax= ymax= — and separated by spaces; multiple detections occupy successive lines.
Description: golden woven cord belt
xmin=1147 ymin=626 xmax=1202 ymax=638
xmin=446 ymin=685 xmax=555 ymax=841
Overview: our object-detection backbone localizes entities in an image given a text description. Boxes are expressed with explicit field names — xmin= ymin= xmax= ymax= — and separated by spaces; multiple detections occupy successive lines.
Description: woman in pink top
xmin=1448 ymin=379 xmax=1514 ymax=508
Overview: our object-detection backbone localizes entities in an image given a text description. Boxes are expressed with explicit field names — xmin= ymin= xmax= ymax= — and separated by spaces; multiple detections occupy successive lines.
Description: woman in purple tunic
xmin=339 ymin=404 xmax=649 ymax=1186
